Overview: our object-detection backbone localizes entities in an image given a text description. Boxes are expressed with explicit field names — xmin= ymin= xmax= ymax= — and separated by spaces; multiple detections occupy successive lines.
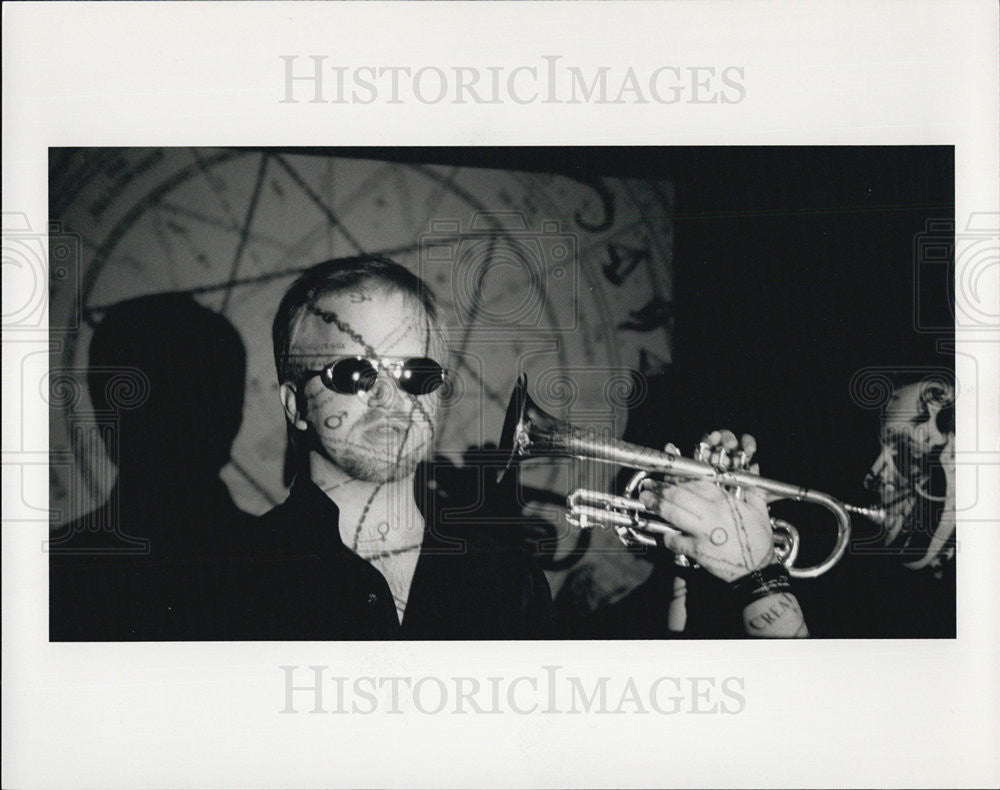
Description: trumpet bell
xmin=498 ymin=373 xmax=598 ymax=480
xmin=497 ymin=374 xmax=530 ymax=482
xmin=499 ymin=373 xmax=676 ymax=480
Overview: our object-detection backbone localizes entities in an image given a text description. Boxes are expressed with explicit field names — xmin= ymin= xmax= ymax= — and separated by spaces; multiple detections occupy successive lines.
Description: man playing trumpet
xmin=227 ymin=253 xmax=809 ymax=640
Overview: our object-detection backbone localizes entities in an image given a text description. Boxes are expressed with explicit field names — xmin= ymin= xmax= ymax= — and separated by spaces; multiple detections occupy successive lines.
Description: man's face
xmin=283 ymin=288 xmax=444 ymax=484
xmin=863 ymin=381 xmax=952 ymax=545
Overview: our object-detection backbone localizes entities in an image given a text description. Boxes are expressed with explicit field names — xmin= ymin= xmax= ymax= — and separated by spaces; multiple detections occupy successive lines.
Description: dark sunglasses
xmin=302 ymin=356 xmax=447 ymax=396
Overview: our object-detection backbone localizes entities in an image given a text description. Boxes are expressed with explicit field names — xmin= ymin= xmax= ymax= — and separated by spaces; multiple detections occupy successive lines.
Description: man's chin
xmin=337 ymin=452 xmax=422 ymax=484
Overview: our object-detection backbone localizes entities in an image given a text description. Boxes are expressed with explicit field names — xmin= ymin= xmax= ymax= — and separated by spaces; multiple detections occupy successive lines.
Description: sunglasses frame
xmin=300 ymin=355 xmax=448 ymax=397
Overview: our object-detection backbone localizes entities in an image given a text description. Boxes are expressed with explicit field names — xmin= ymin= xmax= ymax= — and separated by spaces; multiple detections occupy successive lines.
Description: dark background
xmin=52 ymin=145 xmax=955 ymax=638
xmin=319 ymin=145 xmax=954 ymax=496
xmin=322 ymin=146 xmax=955 ymax=636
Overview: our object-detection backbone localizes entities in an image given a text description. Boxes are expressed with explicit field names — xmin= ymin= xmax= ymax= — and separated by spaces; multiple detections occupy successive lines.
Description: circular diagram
xmin=49 ymin=148 xmax=674 ymax=591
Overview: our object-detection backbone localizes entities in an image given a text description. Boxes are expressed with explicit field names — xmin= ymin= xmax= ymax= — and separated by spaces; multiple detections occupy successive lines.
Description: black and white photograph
xmin=3 ymin=3 xmax=998 ymax=788
xmin=45 ymin=146 xmax=957 ymax=641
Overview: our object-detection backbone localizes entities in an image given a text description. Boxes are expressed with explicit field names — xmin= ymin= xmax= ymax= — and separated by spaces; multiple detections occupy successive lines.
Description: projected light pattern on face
xmin=283 ymin=288 xmax=444 ymax=484
xmin=49 ymin=148 xmax=673 ymax=606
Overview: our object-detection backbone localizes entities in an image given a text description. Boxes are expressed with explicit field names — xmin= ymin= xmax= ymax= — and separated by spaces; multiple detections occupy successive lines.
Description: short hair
xmin=272 ymin=254 xmax=440 ymax=384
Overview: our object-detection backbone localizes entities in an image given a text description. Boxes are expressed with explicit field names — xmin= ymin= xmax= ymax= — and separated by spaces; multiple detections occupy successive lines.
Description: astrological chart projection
xmin=49 ymin=148 xmax=673 ymax=591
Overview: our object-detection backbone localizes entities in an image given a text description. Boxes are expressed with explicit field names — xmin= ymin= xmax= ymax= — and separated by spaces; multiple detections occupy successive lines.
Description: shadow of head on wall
xmin=87 ymin=292 xmax=247 ymax=508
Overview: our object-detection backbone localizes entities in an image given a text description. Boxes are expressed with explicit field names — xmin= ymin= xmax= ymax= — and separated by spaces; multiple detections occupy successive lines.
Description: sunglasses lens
xmin=325 ymin=357 xmax=378 ymax=394
xmin=398 ymin=357 xmax=446 ymax=395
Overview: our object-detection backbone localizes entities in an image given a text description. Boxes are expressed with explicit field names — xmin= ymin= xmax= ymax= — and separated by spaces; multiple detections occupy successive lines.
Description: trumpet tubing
xmin=499 ymin=375 xmax=886 ymax=579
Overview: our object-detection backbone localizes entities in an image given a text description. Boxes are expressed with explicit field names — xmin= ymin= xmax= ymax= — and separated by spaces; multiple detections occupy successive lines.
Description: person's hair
xmin=272 ymin=254 xmax=440 ymax=384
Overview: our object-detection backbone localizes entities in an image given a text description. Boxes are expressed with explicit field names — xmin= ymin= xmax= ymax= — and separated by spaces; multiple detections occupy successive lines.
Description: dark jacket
xmin=214 ymin=478 xmax=555 ymax=640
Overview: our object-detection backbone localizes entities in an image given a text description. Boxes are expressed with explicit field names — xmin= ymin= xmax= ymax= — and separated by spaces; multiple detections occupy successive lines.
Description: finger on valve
xmin=700 ymin=429 xmax=741 ymax=469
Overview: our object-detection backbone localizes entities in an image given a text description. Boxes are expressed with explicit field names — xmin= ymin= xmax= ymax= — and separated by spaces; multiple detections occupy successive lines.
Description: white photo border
xmin=3 ymin=2 xmax=998 ymax=788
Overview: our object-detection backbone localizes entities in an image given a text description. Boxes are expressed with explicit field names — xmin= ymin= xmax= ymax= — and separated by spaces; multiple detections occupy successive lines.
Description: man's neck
xmin=307 ymin=452 xmax=426 ymax=624
xmin=307 ymin=452 xmax=424 ymax=555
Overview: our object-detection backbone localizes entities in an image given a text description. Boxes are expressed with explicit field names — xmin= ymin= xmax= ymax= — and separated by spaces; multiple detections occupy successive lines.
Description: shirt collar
xmin=283 ymin=476 xmax=345 ymax=551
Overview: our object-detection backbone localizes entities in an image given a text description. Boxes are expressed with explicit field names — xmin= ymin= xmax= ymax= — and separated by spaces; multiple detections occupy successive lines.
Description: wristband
xmin=730 ymin=563 xmax=792 ymax=610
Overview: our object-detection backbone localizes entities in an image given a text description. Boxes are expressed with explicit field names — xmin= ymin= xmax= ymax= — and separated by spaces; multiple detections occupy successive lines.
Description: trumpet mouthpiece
xmin=846 ymin=504 xmax=887 ymax=525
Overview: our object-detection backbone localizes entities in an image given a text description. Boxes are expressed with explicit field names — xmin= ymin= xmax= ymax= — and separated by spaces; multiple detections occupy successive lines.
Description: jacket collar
xmin=284 ymin=474 xmax=449 ymax=553
xmin=279 ymin=476 xmax=345 ymax=552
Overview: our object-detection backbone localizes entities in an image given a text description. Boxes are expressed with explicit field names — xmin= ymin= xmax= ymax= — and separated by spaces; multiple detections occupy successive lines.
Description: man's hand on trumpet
xmin=638 ymin=429 xmax=809 ymax=638
xmin=695 ymin=428 xmax=760 ymax=475
xmin=638 ymin=431 xmax=772 ymax=581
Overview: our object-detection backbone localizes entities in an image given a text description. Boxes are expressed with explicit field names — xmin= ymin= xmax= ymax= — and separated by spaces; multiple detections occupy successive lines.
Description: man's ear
xmin=280 ymin=382 xmax=308 ymax=431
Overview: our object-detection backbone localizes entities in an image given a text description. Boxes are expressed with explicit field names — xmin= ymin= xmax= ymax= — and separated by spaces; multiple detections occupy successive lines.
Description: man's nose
xmin=363 ymin=374 xmax=405 ymax=410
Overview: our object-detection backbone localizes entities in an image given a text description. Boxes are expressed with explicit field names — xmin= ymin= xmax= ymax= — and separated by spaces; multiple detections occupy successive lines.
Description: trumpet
xmin=498 ymin=375 xmax=886 ymax=579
